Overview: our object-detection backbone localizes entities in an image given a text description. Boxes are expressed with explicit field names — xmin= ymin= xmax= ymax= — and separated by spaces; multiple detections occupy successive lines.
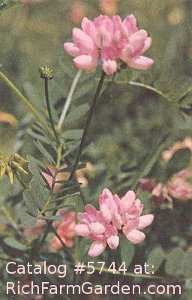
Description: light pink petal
xmin=124 ymin=229 xmax=145 ymax=244
xmin=64 ymin=42 xmax=80 ymax=57
xmin=75 ymin=224 xmax=90 ymax=237
xmin=72 ymin=28 xmax=95 ymax=53
xmin=73 ymin=55 xmax=98 ymax=72
xmin=89 ymin=222 xmax=105 ymax=235
xmin=100 ymin=202 xmax=112 ymax=222
xmin=81 ymin=17 xmax=98 ymax=44
xmin=127 ymin=56 xmax=154 ymax=71
xmin=141 ymin=37 xmax=152 ymax=53
xmin=138 ymin=214 xmax=154 ymax=230
xmin=77 ymin=212 xmax=89 ymax=224
xmin=88 ymin=241 xmax=106 ymax=257
xmin=122 ymin=219 xmax=139 ymax=233
xmin=120 ymin=190 xmax=136 ymax=212
xmin=121 ymin=44 xmax=133 ymax=63
xmin=113 ymin=212 xmax=122 ymax=229
xmin=107 ymin=235 xmax=119 ymax=249
xmin=103 ymin=60 xmax=117 ymax=75
xmin=123 ymin=14 xmax=138 ymax=35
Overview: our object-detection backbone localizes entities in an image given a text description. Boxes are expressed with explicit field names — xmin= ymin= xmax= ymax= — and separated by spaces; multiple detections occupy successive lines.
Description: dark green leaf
xmin=34 ymin=140 xmax=55 ymax=164
xmin=62 ymin=129 xmax=83 ymax=140
xmin=147 ymin=247 xmax=166 ymax=272
xmin=120 ymin=236 xmax=135 ymax=268
xmin=164 ymin=148 xmax=191 ymax=179
xmin=165 ymin=247 xmax=185 ymax=276
xmin=65 ymin=103 xmax=89 ymax=124
xmin=4 ymin=238 xmax=27 ymax=251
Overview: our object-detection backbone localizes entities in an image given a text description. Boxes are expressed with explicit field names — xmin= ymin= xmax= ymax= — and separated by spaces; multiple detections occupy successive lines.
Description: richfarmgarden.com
xmin=7 ymin=281 xmax=182 ymax=296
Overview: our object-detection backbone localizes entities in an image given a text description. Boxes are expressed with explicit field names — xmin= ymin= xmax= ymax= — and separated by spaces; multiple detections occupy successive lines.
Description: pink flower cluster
xmin=140 ymin=168 xmax=192 ymax=207
xmin=64 ymin=15 xmax=153 ymax=75
xmin=50 ymin=211 xmax=76 ymax=250
xmin=75 ymin=188 xmax=154 ymax=257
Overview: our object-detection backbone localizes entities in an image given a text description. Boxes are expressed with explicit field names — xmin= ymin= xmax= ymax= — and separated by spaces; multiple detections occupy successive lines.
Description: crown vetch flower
xmin=75 ymin=204 xmax=119 ymax=257
xmin=64 ymin=14 xmax=153 ymax=75
xmin=50 ymin=211 xmax=76 ymax=250
xmin=140 ymin=168 xmax=192 ymax=207
xmin=75 ymin=188 xmax=154 ymax=257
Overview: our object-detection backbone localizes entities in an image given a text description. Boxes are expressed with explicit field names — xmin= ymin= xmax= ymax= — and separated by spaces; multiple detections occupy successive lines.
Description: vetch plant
xmin=75 ymin=189 xmax=154 ymax=257
xmin=64 ymin=15 xmax=154 ymax=74
xmin=0 ymin=6 xmax=192 ymax=299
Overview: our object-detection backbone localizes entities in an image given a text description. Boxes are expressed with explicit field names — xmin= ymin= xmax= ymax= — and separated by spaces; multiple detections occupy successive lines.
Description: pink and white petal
xmin=75 ymin=224 xmax=90 ymax=237
xmin=88 ymin=241 xmax=106 ymax=257
xmin=113 ymin=212 xmax=123 ymax=230
xmin=141 ymin=37 xmax=152 ymax=54
xmin=120 ymin=190 xmax=136 ymax=212
xmin=81 ymin=17 xmax=98 ymax=44
xmin=72 ymin=28 xmax=95 ymax=53
xmin=138 ymin=214 xmax=154 ymax=230
xmin=77 ymin=212 xmax=89 ymax=224
xmin=127 ymin=56 xmax=154 ymax=71
xmin=89 ymin=222 xmax=106 ymax=235
xmin=73 ymin=55 xmax=98 ymax=72
xmin=122 ymin=219 xmax=139 ymax=234
xmin=124 ymin=229 xmax=145 ymax=244
xmin=64 ymin=42 xmax=80 ymax=57
xmin=121 ymin=44 xmax=133 ymax=63
xmin=103 ymin=60 xmax=117 ymax=75
xmin=107 ymin=235 xmax=119 ymax=250
xmin=100 ymin=202 xmax=112 ymax=223
xmin=123 ymin=14 xmax=138 ymax=36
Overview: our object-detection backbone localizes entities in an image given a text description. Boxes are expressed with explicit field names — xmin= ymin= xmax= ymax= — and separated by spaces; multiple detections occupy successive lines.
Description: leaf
xmin=120 ymin=236 xmax=135 ymax=268
xmin=62 ymin=129 xmax=83 ymax=140
xmin=147 ymin=247 xmax=166 ymax=272
xmin=27 ymin=129 xmax=52 ymax=145
xmin=165 ymin=247 xmax=185 ymax=276
xmin=39 ymin=215 xmax=63 ymax=221
xmin=57 ymin=163 xmax=86 ymax=173
xmin=164 ymin=148 xmax=191 ymax=179
xmin=65 ymin=103 xmax=89 ymax=124
xmin=4 ymin=238 xmax=27 ymax=251
xmin=23 ymin=190 xmax=39 ymax=216
xmin=23 ymin=82 xmax=45 ymax=111
xmin=154 ymin=76 xmax=192 ymax=101
xmin=131 ymin=135 xmax=169 ymax=189
xmin=181 ymin=251 xmax=192 ymax=277
xmin=34 ymin=140 xmax=55 ymax=164
xmin=29 ymin=177 xmax=49 ymax=209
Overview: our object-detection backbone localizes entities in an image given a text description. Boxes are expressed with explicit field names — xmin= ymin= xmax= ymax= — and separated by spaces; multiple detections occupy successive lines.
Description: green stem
xmin=44 ymin=78 xmax=59 ymax=143
xmin=57 ymin=70 xmax=82 ymax=131
xmin=69 ymin=71 xmax=106 ymax=180
xmin=0 ymin=70 xmax=52 ymax=135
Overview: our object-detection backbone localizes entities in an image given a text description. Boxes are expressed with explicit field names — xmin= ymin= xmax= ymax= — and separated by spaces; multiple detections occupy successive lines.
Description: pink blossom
xmin=167 ymin=168 xmax=192 ymax=200
xmin=140 ymin=168 xmax=192 ymax=207
xmin=64 ymin=14 xmax=153 ymax=75
xmin=162 ymin=137 xmax=192 ymax=161
xmin=118 ymin=190 xmax=154 ymax=244
xmin=75 ymin=204 xmax=119 ymax=257
xmin=50 ymin=211 xmax=76 ymax=250
xmin=75 ymin=189 xmax=154 ymax=257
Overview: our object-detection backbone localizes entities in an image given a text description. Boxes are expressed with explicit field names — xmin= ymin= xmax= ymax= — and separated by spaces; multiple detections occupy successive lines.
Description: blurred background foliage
xmin=0 ymin=0 xmax=192 ymax=299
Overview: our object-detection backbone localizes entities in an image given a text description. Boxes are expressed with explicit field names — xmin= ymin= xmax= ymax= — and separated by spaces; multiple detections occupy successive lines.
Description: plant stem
xmin=0 ymin=70 xmax=52 ymax=135
xmin=44 ymin=78 xmax=59 ymax=143
xmin=57 ymin=70 xmax=82 ymax=131
xmin=69 ymin=71 xmax=106 ymax=180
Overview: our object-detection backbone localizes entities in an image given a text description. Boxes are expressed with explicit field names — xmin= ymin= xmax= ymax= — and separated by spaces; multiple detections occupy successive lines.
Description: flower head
xmin=64 ymin=14 xmax=153 ymax=75
xmin=75 ymin=188 xmax=154 ymax=257
xmin=49 ymin=211 xmax=76 ymax=250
